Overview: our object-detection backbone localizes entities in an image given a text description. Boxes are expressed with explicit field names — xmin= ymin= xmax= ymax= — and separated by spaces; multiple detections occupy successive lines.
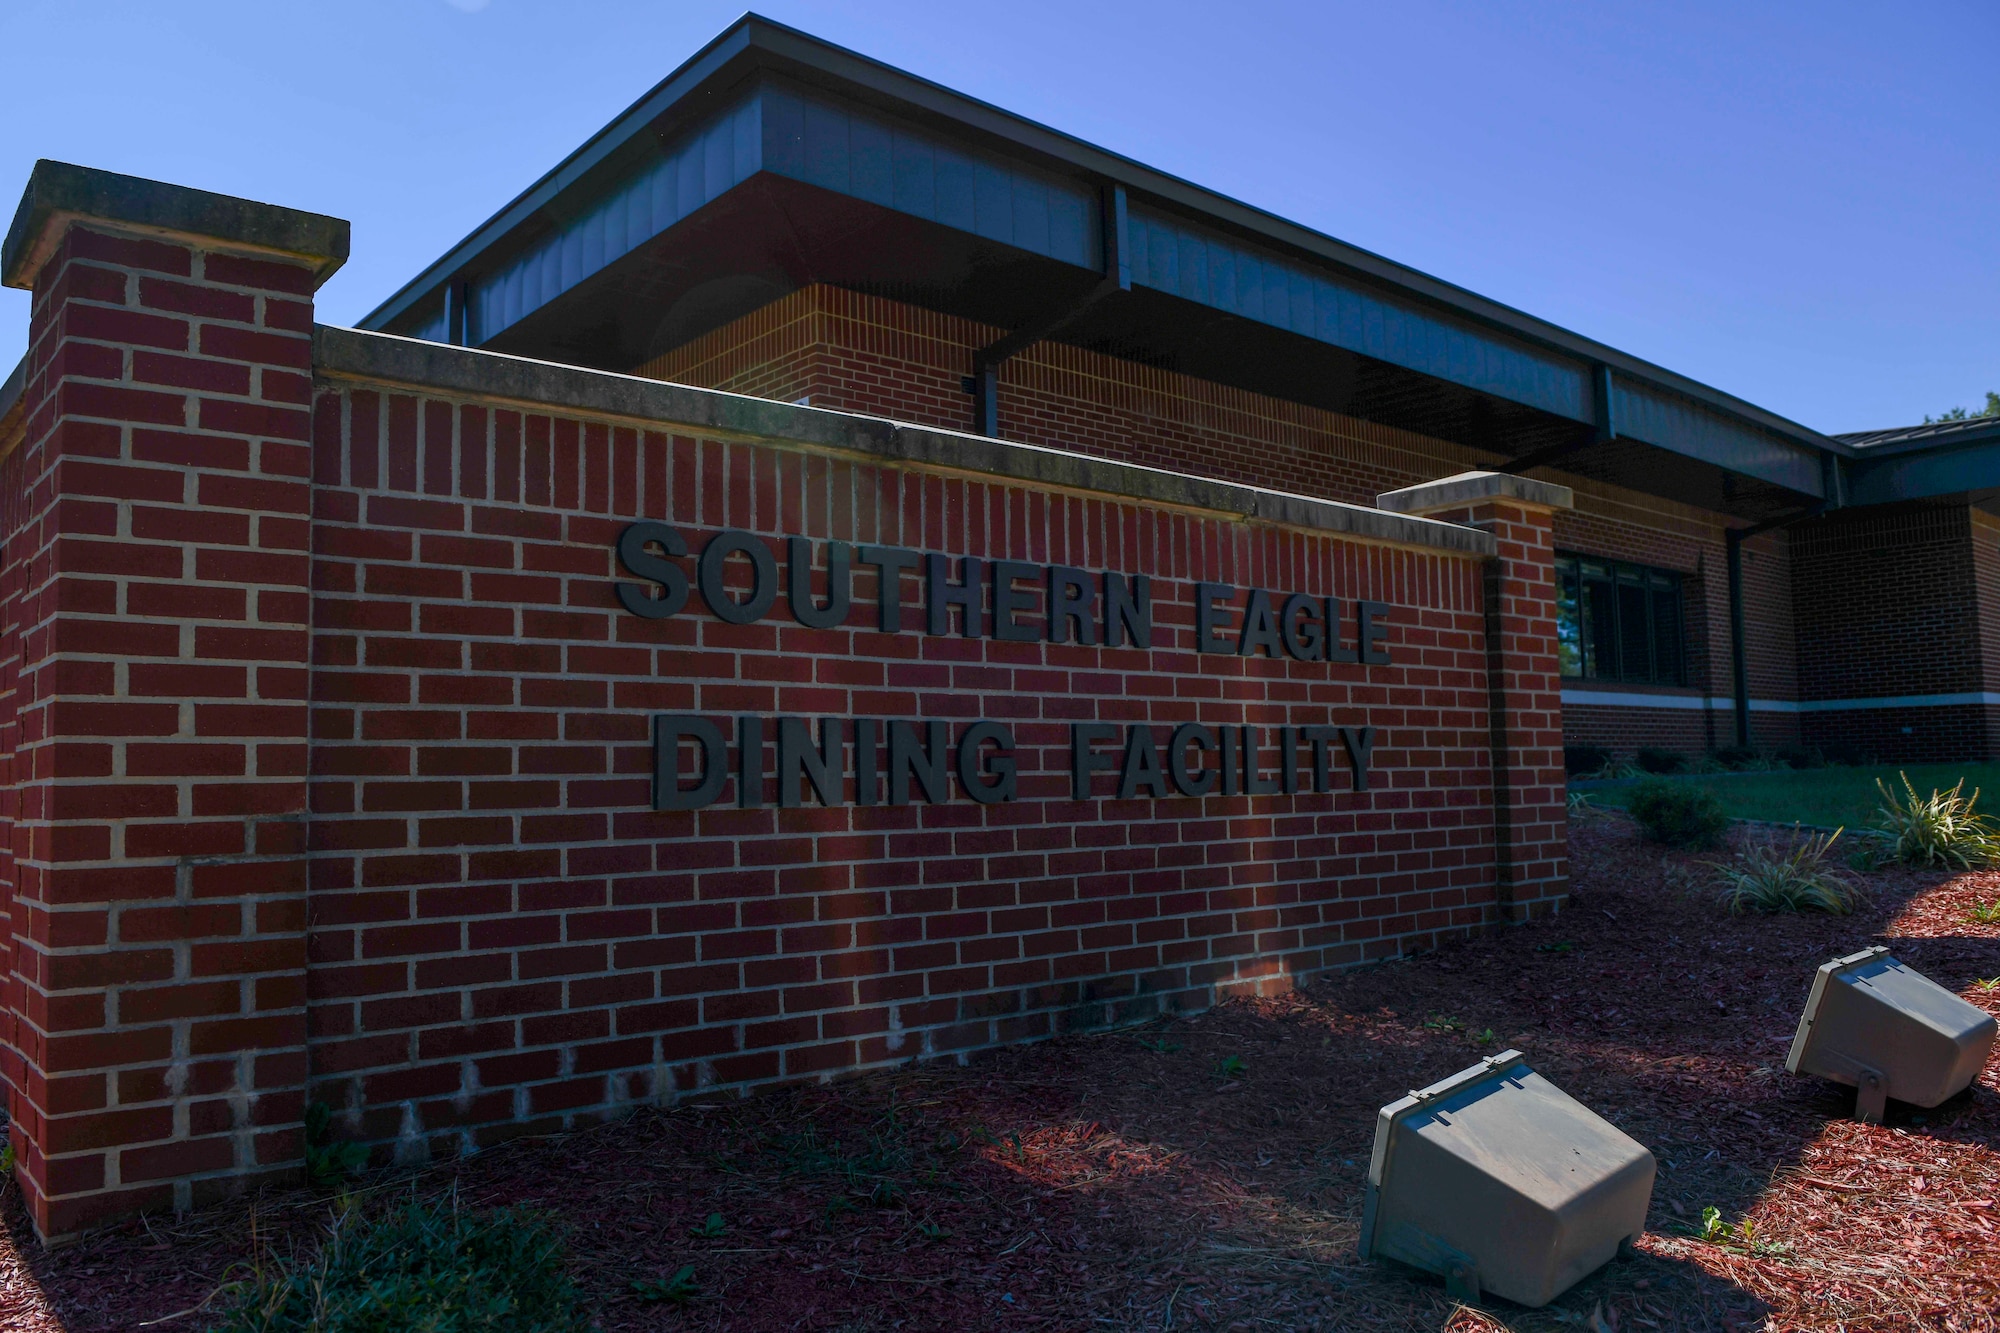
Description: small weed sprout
xmin=1846 ymin=838 xmax=1888 ymax=873
xmin=632 ymin=1264 xmax=700 ymax=1305
xmin=1874 ymin=772 xmax=2000 ymax=869
xmin=689 ymin=1212 xmax=725 ymax=1239
xmin=302 ymin=1101 xmax=369 ymax=1188
xmin=1968 ymin=901 xmax=2000 ymax=925
xmin=1695 ymin=1204 xmax=1786 ymax=1257
xmin=1534 ymin=940 xmax=1575 ymax=954
xmin=1471 ymin=1028 xmax=1496 ymax=1047
xmin=1713 ymin=828 xmax=1864 ymax=916
xmin=1973 ymin=977 xmax=2000 ymax=993
xmin=1215 ymin=1055 xmax=1246 ymax=1079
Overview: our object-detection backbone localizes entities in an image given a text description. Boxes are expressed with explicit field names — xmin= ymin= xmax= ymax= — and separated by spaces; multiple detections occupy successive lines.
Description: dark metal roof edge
xmin=361 ymin=18 xmax=764 ymax=330
xmin=1836 ymin=419 xmax=2000 ymax=457
xmin=315 ymin=324 xmax=1495 ymax=558
xmin=361 ymin=12 xmax=1845 ymax=458
xmin=0 ymin=353 xmax=24 ymax=426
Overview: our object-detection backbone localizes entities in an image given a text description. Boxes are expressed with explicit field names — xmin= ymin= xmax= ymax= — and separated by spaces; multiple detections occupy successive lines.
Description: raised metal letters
xmin=652 ymin=714 xmax=1376 ymax=811
xmin=612 ymin=523 xmax=1383 ymax=663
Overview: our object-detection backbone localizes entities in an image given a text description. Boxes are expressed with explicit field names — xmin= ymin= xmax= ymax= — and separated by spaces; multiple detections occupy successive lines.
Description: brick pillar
xmin=1379 ymin=471 xmax=1574 ymax=920
xmin=0 ymin=161 xmax=347 ymax=1239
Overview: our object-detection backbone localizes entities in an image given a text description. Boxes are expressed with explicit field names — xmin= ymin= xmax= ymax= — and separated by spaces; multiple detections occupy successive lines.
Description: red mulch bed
xmin=5 ymin=814 xmax=1999 ymax=1332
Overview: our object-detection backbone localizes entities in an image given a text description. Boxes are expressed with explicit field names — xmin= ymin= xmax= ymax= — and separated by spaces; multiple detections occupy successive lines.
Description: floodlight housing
xmin=1359 ymin=1050 xmax=1655 ymax=1308
xmin=1786 ymin=946 xmax=1997 ymax=1122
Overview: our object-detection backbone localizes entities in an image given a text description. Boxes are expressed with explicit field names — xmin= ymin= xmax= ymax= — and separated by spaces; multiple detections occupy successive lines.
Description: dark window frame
xmin=1554 ymin=552 xmax=1685 ymax=687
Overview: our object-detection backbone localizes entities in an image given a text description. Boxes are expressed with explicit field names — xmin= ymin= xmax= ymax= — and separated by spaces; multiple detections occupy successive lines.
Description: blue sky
xmin=5 ymin=0 xmax=1994 ymax=433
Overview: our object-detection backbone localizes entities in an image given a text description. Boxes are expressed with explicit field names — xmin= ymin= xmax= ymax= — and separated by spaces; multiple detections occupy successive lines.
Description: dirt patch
xmin=4 ymin=814 xmax=1997 ymax=1331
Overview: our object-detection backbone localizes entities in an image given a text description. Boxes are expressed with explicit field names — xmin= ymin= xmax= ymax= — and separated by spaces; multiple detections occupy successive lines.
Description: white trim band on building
xmin=1561 ymin=688 xmax=2000 ymax=714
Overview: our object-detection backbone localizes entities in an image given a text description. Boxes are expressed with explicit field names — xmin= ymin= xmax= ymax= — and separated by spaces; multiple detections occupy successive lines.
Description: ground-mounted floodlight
xmin=1786 ymin=946 xmax=1997 ymax=1123
xmin=1359 ymin=1050 xmax=1655 ymax=1308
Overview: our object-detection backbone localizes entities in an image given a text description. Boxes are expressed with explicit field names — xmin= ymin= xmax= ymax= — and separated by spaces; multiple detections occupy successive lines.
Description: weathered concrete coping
xmin=315 ymin=326 xmax=1499 ymax=559
xmin=1377 ymin=470 xmax=1574 ymax=517
xmin=4 ymin=160 xmax=350 ymax=291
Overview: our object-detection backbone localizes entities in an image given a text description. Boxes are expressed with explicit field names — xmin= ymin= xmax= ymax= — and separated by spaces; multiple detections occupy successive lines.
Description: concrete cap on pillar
xmin=1376 ymin=470 xmax=1574 ymax=518
xmin=2 ymin=159 xmax=350 ymax=292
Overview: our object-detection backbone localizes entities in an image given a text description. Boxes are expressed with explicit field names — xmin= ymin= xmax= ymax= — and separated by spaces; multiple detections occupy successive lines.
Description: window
xmin=1554 ymin=554 xmax=1684 ymax=686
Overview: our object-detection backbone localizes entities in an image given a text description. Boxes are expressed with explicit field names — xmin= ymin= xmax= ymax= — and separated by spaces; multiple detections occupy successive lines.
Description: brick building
xmin=0 ymin=14 xmax=1994 ymax=1240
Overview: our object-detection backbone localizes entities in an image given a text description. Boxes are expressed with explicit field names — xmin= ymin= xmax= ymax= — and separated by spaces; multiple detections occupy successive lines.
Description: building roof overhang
xmin=362 ymin=13 xmax=1857 ymax=523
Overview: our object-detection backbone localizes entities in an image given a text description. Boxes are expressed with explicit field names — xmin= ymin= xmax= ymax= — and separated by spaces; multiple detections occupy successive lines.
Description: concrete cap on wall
xmin=3 ymin=160 xmax=351 ymax=292
xmin=1376 ymin=470 xmax=1574 ymax=517
xmin=315 ymin=325 xmax=1505 ymax=560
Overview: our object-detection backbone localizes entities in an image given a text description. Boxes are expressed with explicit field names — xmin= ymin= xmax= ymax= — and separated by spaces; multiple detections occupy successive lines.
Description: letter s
xmin=616 ymin=521 xmax=689 ymax=619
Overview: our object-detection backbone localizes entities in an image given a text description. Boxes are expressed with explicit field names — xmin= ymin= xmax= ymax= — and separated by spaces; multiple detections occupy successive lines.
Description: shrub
xmin=207 ymin=1191 xmax=585 ymax=1333
xmin=1773 ymin=745 xmax=1822 ymax=770
xmin=1627 ymin=777 xmax=1730 ymax=849
xmin=1818 ymin=740 xmax=1874 ymax=768
xmin=1714 ymin=828 xmax=1864 ymax=915
xmin=1874 ymin=772 xmax=2000 ymax=869
xmin=1565 ymin=744 xmax=1612 ymax=778
xmin=1714 ymin=746 xmax=1761 ymax=771
xmin=1636 ymin=746 xmax=1688 ymax=775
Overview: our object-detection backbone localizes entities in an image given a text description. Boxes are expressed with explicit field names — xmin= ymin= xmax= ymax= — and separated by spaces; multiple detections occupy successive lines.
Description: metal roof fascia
xmin=0 ymin=353 xmax=25 ymax=425
xmin=1847 ymin=433 xmax=2000 ymax=505
xmin=1843 ymin=420 xmax=2000 ymax=460
xmin=362 ymin=22 xmax=763 ymax=332
xmin=363 ymin=13 xmax=1847 ymax=463
xmin=726 ymin=20 xmax=1847 ymax=458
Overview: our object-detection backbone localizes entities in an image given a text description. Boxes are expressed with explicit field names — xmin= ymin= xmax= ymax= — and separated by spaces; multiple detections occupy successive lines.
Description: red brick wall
xmin=0 ymin=223 xmax=316 ymax=1237
xmin=298 ymin=377 xmax=1514 ymax=1161
xmin=643 ymin=285 xmax=1803 ymax=763
xmin=640 ymin=286 xmax=1501 ymax=505
xmin=1407 ymin=494 xmax=1568 ymax=917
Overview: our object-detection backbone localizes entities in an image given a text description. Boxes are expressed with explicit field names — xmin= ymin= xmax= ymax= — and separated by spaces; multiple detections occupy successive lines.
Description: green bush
xmin=1714 ymin=828 xmax=1864 ymax=915
xmin=1874 ymin=772 xmax=2000 ymax=869
xmin=1714 ymin=746 xmax=1761 ymax=771
xmin=207 ymin=1191 xmax=585 ymax=1333
xmin=1636 ymin=746 xmax=1687 ymax=775
xmin=1627 ymin=777 xmax=1730 ymax=849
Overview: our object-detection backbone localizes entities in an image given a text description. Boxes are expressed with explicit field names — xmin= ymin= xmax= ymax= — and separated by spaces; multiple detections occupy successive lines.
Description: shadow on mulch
xmin=4 ymin=814 xmax=1998 ymax=1332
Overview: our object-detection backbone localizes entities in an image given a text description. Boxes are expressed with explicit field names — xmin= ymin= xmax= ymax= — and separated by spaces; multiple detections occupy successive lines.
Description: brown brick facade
xmin=1791 ymin=502 xmax=2000 ymax=762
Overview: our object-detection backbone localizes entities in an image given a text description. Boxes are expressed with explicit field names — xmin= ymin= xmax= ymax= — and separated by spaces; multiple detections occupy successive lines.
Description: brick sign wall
xmin=0 ymin=165 xmax=1570 ymax=1240
xmin=305 ymin=367 xmax=1492 ymax=1142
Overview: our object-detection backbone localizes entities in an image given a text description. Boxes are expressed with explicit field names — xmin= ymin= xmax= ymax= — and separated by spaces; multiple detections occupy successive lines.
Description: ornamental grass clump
xmin=1873 ymin=772 xmax=2000 ymax=869
xmin=206 ymin=1189 xmax=585 ymax=1333
xmin=1626 ymin=777 xmax=1729 ymax=850
xmin=1714 ymin=827 xmax=1865 ymax=916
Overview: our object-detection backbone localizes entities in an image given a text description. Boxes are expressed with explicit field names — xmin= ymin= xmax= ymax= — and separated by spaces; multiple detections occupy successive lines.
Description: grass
xmin=206 ymin=1189 xmax=582 ymax=1332
xmin=1579 ymin=762 xmax=2000 ymax=830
